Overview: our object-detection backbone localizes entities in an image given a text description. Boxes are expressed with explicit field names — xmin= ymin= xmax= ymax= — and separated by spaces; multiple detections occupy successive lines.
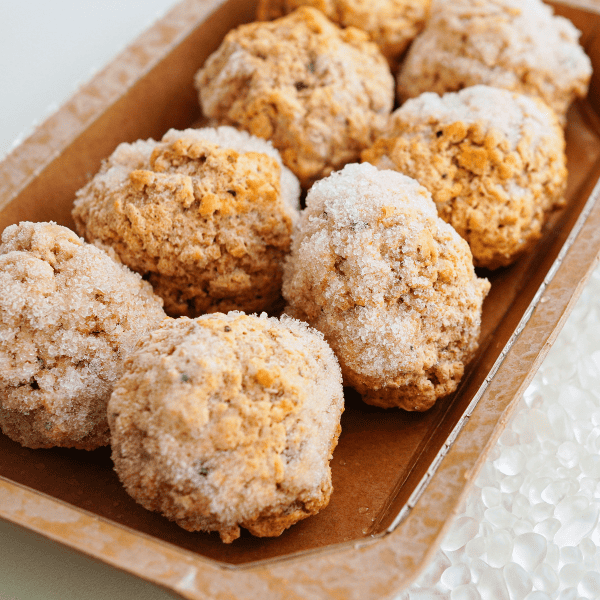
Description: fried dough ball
xmin=0 ymin=222 xmax=166 ymax=450
xmin=396 ymin=0 xmax=592 ymax=123
xmin=283 ymin=163 xmax=490 ymax=411
xmin=72 ymin=126 xmax=300 ymax=318
xmin=108 ymin=312 xmax=344 ymax=543
xmin=362 ymin=86 xmax=567 ymax=269
xmin=194 ymin=7 xmax=394 ymax=188
xmin=255 ymin=0 xmax=431 ymax=70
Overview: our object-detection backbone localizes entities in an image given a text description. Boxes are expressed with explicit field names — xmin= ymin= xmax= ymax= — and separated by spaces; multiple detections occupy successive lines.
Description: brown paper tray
xmin=2 ymin=1 xmax=600 ymax=598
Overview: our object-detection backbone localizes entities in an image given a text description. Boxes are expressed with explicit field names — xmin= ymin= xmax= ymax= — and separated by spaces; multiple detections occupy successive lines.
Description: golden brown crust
xmin=0 ymin=222 xmax=166 ymax=449
xmin=283 ymin=163 xmax=490 ymax=410
xmin=255 ymin=0 xmax=430 ymax=70
xmin=195 ymin=7 xmax=394 ymax=188
xmin=362 ymin=86 xmax=568 ymax=269
xmin=108 ymin=312 xmax=344 ymax=542
xmin=72 ymin=128 xmax=300 ymax=317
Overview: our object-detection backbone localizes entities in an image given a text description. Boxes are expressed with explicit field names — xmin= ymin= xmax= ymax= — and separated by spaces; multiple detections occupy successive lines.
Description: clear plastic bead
xmin=441 ymin=564 xmax=471 ymax=590
xmin=580 ymin=538 xmax=596 ymax=557
xmin=469 ymin=559 xmax=489 ymax=585
xmin=554 ymin=497 xmax=599 ymax=547
xmin=465 ymin=537 xmax=486 ymax=560
xmin=532 ymin=410 xmax=553 ymax=442
xmin=558 ymin=385 xmax=591 ymax=421
xmin=485 ymin=530 xmax=513 ymax=568
xmin=540 ymin=440 xmax=559 ymax=459
xmin=560 ymin=546 xmax=583 ymax=565
xmin=500 ymin=474 xmax=524 ymax=494
xmin=556 ymin=442 xmax=580 ymax=469
xmin=559 ymin=563 xmax=586 ymax=588
xmin=527 ymin=478 xmax=552 ymax=504
xmin=577 ymin=571 xmax=600 ymax=599
xmin=530 ymin=503 xmax=554 ymax=524
xmin=525 ymin=458 xmax=546 ymax=477
xmin=531 ymin=564 xmax=559 ymax=594
xmin=478 ymin=567 xmax=509 ymax=600
xmin=475 ymin=463 xmax=498 ymax=489
xmin=481 ymin=487 xmax=502 ymax=509
xmin=579 ymin=477 xmax=597 ymax=499
xmin=484 ymin=506 xmax=517 ymax=530
xmin=503 ymin=561 xmax=532 ymax=600
xmin=479 ymin=522 xmax=494 ymax=539
xmin=557 ymin=587 xmax=578 ymax=600
xmin=587 ymin=428 xmax=600 ymax=453
xmin=545 ymin=542 xmax=560 ymax=571
xmin=533 ymin=518 xmax=560 ymax=541
xmin=591 ymin=409 xmax=600 ymax=427
xmin=494 ymin=448 xmax=526 ymax=476
xmin=547 ymin=404 xmax=573 ymax=442
xmin=574 ymin=421 xmax=593 ymax=445
xmin=540 ymin=480 xmax=575 ymax=505
xmin=512 ymin=494 xmax=531 ymax=519
xmin=512 ymin=519 xmax=534 ymax=537
xmin=450 ymin=583 xmax=481 ymax=600
xmin=512 ymin=533 xmax=547 ymax=572
xmin=441 ymin=517 xmax=480 ymax=552
xmin=523 ymin=592 xmax=550 ymax=600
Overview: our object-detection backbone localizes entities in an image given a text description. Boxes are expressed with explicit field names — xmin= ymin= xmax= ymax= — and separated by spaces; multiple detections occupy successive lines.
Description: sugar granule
xmin=283 ymin=162 xmax=490 ymax=410
xmin=0 ymin=221 xmax=166 ymax=450
xmin=397 ymin=0 xmax=592 ymax=122
xmin=108 ymin=311 xmax=344 ymax=543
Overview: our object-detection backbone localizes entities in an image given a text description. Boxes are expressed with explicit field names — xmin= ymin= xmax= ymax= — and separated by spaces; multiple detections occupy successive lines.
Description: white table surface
xmin=1 ymin=2 xmax=600 ymax=600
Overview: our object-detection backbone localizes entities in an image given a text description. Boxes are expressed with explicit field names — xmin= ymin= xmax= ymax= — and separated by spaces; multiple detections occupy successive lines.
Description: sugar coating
xmin=194 ymin=6 xmax=394 ymax=188
xmin=362 ymin=86 xmax=568 ymax=269
xmin=282 ymin=163 xmax=490 ymax=410
xmin=0 ymin=222 xmax=166 ymax=450
xmin=255 ymin=0 xmax=431 ymax=70
xmin=397 ymin=0 xmax=592 ymax=123
xmin=72 ymin=126 xmax=300 ymax=318
xmin=108 ymin=312 xmax=344 ymax=543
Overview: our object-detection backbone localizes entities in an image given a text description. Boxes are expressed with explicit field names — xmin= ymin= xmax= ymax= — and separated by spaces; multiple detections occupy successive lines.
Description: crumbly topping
xmin=195 ymin=6 xmax=394 ymax=188
xmin=72 ymin=126 xmax=300 ymax=317
xmin=108 ymin=311 xmax=344 ymax=542
xmin=255 ymin=0 xmax=430 ymax=69
xmin=0 ymin=222 xmax=166 ymax=449
xmin=363 ymin=86 xmax=568 ymax=268
xmin=282 ymin=163 xmax=490 ymax=410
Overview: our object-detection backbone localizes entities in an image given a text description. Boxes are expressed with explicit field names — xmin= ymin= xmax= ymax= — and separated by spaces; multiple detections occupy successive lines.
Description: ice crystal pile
xmin=403 ymin=264 xmax=600 ymax=599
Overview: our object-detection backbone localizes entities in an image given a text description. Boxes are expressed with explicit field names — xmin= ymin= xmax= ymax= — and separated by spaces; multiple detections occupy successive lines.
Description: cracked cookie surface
xmin=255 ymin=0 xmax=430 ymax=70
xmin=72 ymin=126 xmax=300 ymax=317
xmin=396 ymin=0 xmax=591 ymax=123
xmin=363 ymin=86 xmax=567 ymax=269
xmin=108 ymin=312 xmax=343 ymax=543
xmin=0 ymin=221 xmax=166 ymax=449
xmin=195 ymin=7 xmax=394 ymax=188
xmin=282 ymin=163 xmax=490 ymax=410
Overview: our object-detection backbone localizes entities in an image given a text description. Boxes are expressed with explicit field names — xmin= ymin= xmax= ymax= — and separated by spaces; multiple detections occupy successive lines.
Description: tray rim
xmin=2 ymin=0 xmax=600 ymax=598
